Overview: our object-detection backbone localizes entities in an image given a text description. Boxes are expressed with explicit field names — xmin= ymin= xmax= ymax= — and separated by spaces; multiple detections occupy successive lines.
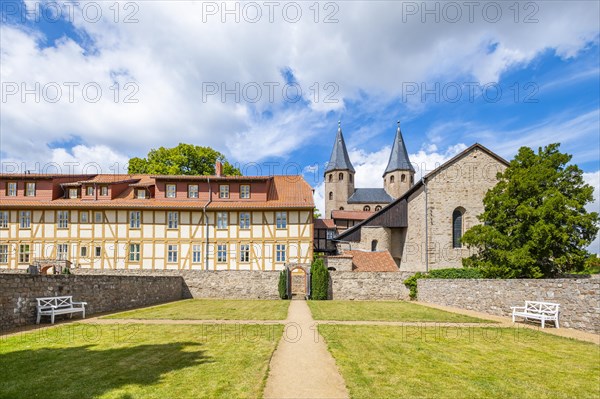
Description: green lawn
xmin=320 ymin=325 xmax=600 ymax=399
xmin=102 ymin=299 xmax=290 ymax=320
xmin=0 ymin=322 xmax=282 ymax=399
xmin=308 ymin=300 xmax=491 ymax=323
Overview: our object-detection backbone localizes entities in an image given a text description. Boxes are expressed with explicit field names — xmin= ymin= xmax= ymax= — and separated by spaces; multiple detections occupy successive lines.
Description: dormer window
xmin=240 ymin=184 xmax=250 ymax=199
xmin=219 ymin=185 xmax=229 ymax=199
xmin=166 ymin=184 xmax=176 ymax=198
xmin=188 ymin=184 xmax=199 ymax=198
xmin=86 ymin=186 xmax=94 ymax=196
xmin=69 ymin=188 xmax=78 ymax=199
xmin=7 ymin=182 xmax=17 ymax=196
xmin=25 ymin=182 xmax=36 ymax=197
xmin=100 ymin=186 xmax=108 ymax=196
xmin=137 ymin=189 xmax=146 ymax=199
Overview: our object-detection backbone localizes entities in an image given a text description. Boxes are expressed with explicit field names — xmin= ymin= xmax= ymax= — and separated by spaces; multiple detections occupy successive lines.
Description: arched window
xmin=329 ymin=192 xmax=333 ymax=200
xmin=401 ymin=174 xmax=406 ymax=182
xmin=390 ymin=175 xmax=395 ymax=183
xmin=339 ymin=207 xmax=344 ymax=210
xmin=363 ymin=205 xmax=371 ymax=211
xmin=328 ymin=174 xmax=333 ymax=182
xmin=375 ymin=205 xmax=382 ymax=211
xmin=452 ymin=208 xmax=464 ymax=248
xmin=339 ymin=172 xmax=344 ymax=181
xmin=371 ymin=240 xmax=378 ymax=252
xmin=410 ymin=175 xmax=414 ymax=184
xmin=349 ymin=174 xmax=353 ymax=183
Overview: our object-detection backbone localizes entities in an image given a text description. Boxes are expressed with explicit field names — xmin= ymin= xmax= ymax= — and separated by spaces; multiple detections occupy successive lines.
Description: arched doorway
xmin=285 ymin=264 xmax=311 ymax=299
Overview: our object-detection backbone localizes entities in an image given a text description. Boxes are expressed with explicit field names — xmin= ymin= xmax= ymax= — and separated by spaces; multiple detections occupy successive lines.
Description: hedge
xmin=403 ymin=268 xmax=484 ymax=300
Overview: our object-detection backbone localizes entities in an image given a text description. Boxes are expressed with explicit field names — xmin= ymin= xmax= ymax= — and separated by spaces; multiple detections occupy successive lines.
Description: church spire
xmin=325 ymin=121 xmax=355 ymax=173
xmin=384 ymin=121 xmax=414 ymax=175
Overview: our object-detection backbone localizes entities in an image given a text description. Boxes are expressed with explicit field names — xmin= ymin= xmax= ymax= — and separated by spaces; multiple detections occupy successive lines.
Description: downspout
xmin=204 ymin=177 xmax=212 ymax=271
xmin=423 ymin=177 xmax=428 ymax=273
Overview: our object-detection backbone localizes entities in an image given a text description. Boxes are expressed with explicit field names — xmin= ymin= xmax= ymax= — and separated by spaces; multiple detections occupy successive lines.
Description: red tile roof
xmin=331 ymin=210 xmax=374 ymax=220
xmin=330 ymin=250 xmax=398 ymax=272
xmin=314 ymin=218 xmax=336 ymax=229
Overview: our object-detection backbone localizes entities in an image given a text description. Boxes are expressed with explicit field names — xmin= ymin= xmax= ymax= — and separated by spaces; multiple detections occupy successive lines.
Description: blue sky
xmin=1 ymin=2 xmax=599 ymax=249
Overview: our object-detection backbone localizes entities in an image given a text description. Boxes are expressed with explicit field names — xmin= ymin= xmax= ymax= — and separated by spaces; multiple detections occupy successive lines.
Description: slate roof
xmin=325 ymin=123 xmax=355 ymax=173
xmin=384 ymin=122 xmax=414 ymax=175
xmin=347 ymin=188 xmax=393 ymax=204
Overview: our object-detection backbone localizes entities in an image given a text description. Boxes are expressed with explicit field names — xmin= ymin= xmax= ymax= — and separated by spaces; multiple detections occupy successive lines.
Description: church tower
xmin=383 ymin=121 xmax=414 ymax=199
xmin=324 ymin=122 xmax=355 ymax=218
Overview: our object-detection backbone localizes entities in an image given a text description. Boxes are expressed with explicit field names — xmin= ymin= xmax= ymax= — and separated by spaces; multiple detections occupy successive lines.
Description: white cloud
xmin=1 ymin=1 xmax=598 ymax=165
xmin=313 ymin=182 xmax=325 ymax=217
xmin=583 ymin=171 xmax=600 ymax=254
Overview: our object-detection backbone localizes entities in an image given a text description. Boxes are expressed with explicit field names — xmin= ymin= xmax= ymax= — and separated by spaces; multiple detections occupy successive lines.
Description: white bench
xmin=511 ymin=301 xmax=560 ymax=328
xmin=36 ymin=296 xmax=87 ymax=324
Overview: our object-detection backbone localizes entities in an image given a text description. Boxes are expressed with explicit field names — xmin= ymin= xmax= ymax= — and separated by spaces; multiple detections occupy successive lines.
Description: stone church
xmin=315 ymin=122 xmax=509 ymax=273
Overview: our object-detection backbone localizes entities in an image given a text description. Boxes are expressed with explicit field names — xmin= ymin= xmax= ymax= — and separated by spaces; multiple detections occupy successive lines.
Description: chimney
xmin=215 ymin=161 xmax=223 ymax=177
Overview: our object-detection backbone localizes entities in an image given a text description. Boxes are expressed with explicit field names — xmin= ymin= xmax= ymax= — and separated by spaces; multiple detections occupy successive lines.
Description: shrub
xmin=311 ymin=258 xmax=329 ymax=300
xmin=403 ymin=272 xmax=426 ymax=300
xmin=278 ymin=270 xmax=288 ymax=300
xmin=404 ymin=268 xmax=484 ymax=300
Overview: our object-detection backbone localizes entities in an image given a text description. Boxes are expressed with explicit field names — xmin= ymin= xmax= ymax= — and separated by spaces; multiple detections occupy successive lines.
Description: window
xmin=276 ymin=244 xmax=286 ymax=262
xmin=239 ymin=212 xmax=250 ymax=229
xmin=80 ymin=246 xmax=88 ymax=257
xmin=363 ymin=205 xmax=371 ymax=211
xmin=339 ymin=207 xmax=344 ymax=210
xmin=129 ymin=211 xmax=141 ymax=229
xmin=217 ymin=244 xmax=227 ymax=263
xmin=217 ymin=212 xmax=228 ymax=229
xmin=219 ymin=185 xmax=229 ymax=199
xmin=100 ymin=186 xmax=108 ymax=196
xmin=326 ymin=230 xmax=335 ymax=239
xmin=371 ymin=240 xmax=378 ymax=252
xmin=0 ymin=211 xmax=8 ymax=228
xmin=20 ymin=211 xmax=31 ymax=229
xmin=167 ymin=211 xmax=179 ymax=229
xmin=410 ymin=175 xmax=414 ymax=184
xmin=240 ymin=184 xmax=250 ymax=199
xmin=328 ymin=174 xmax=332 ymax=182
xmin=401 ymin=174 xmax=406 ymax=182
xmin=339 ymin=173 xmax=344 ymax=181
xmin=188 ymin=184 xmax=199 ymax=198
xmin=80 ymin=211 xmax=89 ymax=223
xmin=167 ymin=244 xmax=178 ymax=263
xmin=349 ymin=174 xmax=353 ymax=183
xmin=129 ymin=243 xmax=140 ymax=262
xmin=276 ymin=212 xmax=287 ymax=229
xmin=390 ymin=175 xmax=395 ymax=183
xmin=94 ymin=212 xmax=103 ymax=223
xmin=25 ymin=182 xmax=36 ymax=196
xmin=240 ymin=244 xmax=250 ymax=262
xmin=7 ymin=182 xmax=17 ymax=196
xmin=86 ymin=186 xmax=94 ymax=196
xmin=0 ymin=245 xmax=7 ymax=263
xmin=192 ymin=244 xmax=202 ymax=263
xmin=137 ymin=189 xmax=146 ymax=199
xmin=375 ymin=205 xmax=382 ymax=211
xmin=57 ymin=210 xmax=69 ymax=228
xmin=69 ymin=188 xmax=78 ymax=199
xmin=95 ymin=246 xmax=102 ymax=257
xmin=19 ymin=244 xmax=30 ymax=263
xmin=166 ymin=184 xmax=176 ymax=198
xmin=329 ymin=192 xmax=333 ymax=200
xmin=57 ymin=244 xmax=68 ymax=260
xmin=452 ymin=208 xmax=464 ymax=248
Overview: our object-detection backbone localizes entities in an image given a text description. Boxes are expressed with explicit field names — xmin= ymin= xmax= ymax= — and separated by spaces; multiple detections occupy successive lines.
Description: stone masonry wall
xmin=330 ymin=271 xmax=414 ymax=300
xmin=418 ymin=277 xmax=600 ymax=333
xmin=0 ymin=273 xmax=182 ymax=332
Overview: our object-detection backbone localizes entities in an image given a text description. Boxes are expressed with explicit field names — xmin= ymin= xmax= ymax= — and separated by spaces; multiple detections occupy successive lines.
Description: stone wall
xmin=0 ymin=273 xmax=182 ymax=332
xmin=330 ymin=271 xmax=414 ymax=300
xmin=418 ymin=277 xmax=600 ymax=333
xmin=72 ymin=269 xmax=280 ymax=299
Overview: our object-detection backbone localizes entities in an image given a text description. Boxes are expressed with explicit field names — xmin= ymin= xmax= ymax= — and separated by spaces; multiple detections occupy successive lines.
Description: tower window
xmin=339 ymin=207 xmax=344 ymax=210
xmin=371 ymin=240 xmax=378 ymax=252
xmin=363 ymin=205 xmax=371 ymax=211
xmin=349 ymin=174 xmax=353 ymax=183
xmin=338 ymin=172 xmax=344 ymax=181
xmin=390 ymin=175 xmax=395 ymax=183
xmin=452 ymin=208 xmax=464 ymax=248
xmin=375 ymin=205 xmax=382 ymax=211
xmin=329 ymin=192 xmax=333 ymax=200
xmin=401 ymin=174 xmax=406 ymax=182
xmin=410 ymin=175 xmax=414 ymax=184
xmin=329 ymin=174 xmax=333 ymax=182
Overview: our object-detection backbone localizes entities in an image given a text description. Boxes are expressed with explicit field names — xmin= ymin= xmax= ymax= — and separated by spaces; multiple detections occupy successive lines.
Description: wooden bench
xmin=511 ymin=301 xmax=560 ymax=328
xmin=36 ymin=296 xmax=87 ymax=324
